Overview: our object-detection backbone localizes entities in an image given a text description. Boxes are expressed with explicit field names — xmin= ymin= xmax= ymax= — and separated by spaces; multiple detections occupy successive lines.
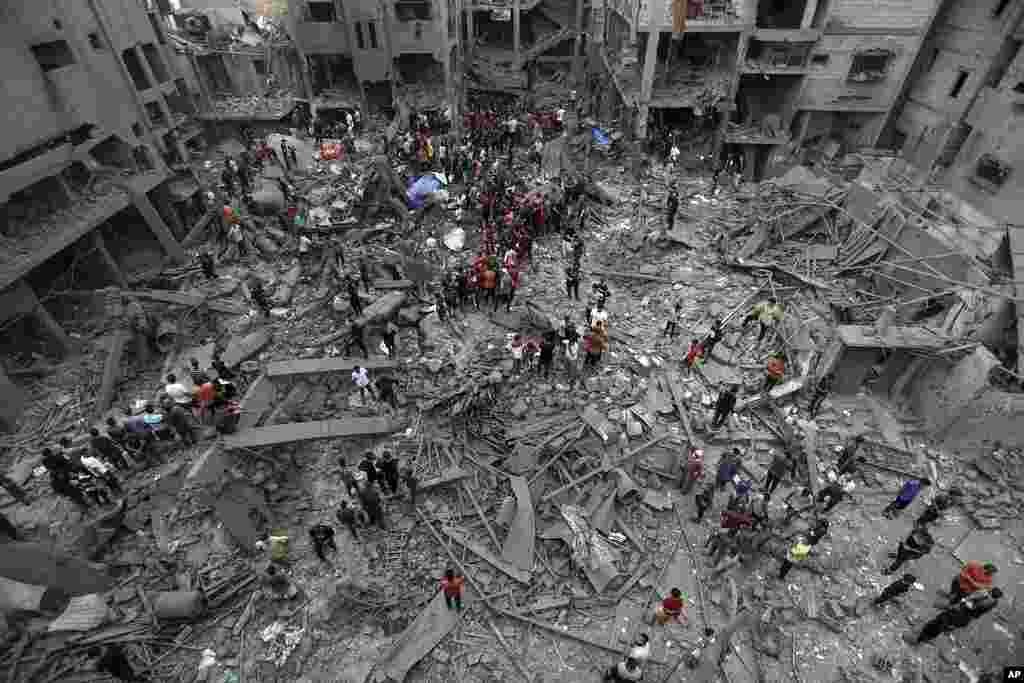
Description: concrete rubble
xmin=0 ymin=20 xmax=1022 ymax=683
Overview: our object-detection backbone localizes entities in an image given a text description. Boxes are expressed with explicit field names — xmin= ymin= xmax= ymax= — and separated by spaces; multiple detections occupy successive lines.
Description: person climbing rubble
xmin=946 ymin=561 xmax=998 ymax=603
xmin=884 ymin=523 xmax=934 ymax=575
xmin=874 ymin=573 xmax=916 ymax=607
xmin=441 ymin=569 xmax=464 ymax=610
xmin=711 ymin=384 xmax=739 ymax=429
xmin=308 ymin=523 xmax=337 ymax=562
xmin=653 ymin=588 xmax=687 ymax=625
xmin=336 ymin=501 xmax=359 ymax=540
xmin=882 ymin=477 xmax=931 ymax=518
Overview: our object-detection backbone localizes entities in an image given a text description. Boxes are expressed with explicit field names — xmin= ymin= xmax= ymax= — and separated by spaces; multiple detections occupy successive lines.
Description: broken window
xmin=31 ymin=40 xmax=76 ymax=72
xmin=974 ymin=154 xmax=1011 ymax=189
xmin=355 ymin=23 xmax=365 ymax=49
xmin=395 ymin=0 xmax=432 ymax=21
xmin=123 ymin=48 xmax=151 ymax=90
xmin=306 ymin=1 xmax=337 ymax=22
xmin=847 ymin=51 xmax=891 ymax=82
xmin=949 ymin=69 xmax=969 ymax=98
xmin=368 ymin=22 xmax=379 ymax=49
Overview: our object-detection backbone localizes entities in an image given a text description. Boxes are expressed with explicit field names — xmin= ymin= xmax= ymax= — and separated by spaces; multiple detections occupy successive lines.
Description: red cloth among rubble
xmin=661 ymin=595 xmax=683 ymax=615
xmin=766 ymin=356 xmax=785 ymax=381
xmin=319 ymin=142 xmax=343 ymax=160
xmin=441 ymin=575 xmax=464 ymax=596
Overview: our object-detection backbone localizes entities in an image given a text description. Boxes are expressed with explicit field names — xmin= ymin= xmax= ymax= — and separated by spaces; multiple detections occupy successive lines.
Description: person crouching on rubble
xmin=652 ymin=588 xmax=688 ymax=626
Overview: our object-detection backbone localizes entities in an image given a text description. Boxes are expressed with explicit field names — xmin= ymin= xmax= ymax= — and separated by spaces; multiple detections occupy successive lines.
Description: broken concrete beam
xmin=441 ymin=526 xmax=531 ymax=583
xmin=501 ymin=476 xmax=535 ymax=573
xmin=131 ymin=288 xmax=248 ymax=315
xmin=221 ymin=329 xmax=272 ymax=368
xmin=271 ymin=263 xmax=302 ymax=306
xmin=238 ymin=374 xmax=275 ymax=430
xmin=663 ymin=372 xmax=695 ymax=443
xmin=735 ymin=379 xmax=806 ymax=412
xmin=222 ymin=416 xmax=407 ymax=449
xmin=418 ymin=466 xmax=471 ymax=492
xmin=265 ymin=357 xmax=396 ymax=380
xmin=368 ymin=590 xmax=463 ymax=683
xmin=372 ymin=279 xmax=415 ymax=290
xmin=93 ymin=330 xmax=131 ymax=420
xmin=316 ymin=291 xmax=408 ymax=345
xmin=581 ymin=405 xmax=617 ymax=443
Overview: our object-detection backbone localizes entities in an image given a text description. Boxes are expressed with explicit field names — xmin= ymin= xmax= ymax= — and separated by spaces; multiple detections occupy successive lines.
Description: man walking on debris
xmin=376 ymin=374 xmax=398 ymax=413
xmin=808 ymin=372 xmax=834 ymax=417
xmin=715 ymin=448 xmax=742 ymax=491
xmin=763 ymin=351 xmax=785 ymax=393
xmin=358 ymin=452 xmax=379 ymax=486
xmin=764 ymin=450 xmax=795 ymax=497
xmin=884 ymin=523 xmax=934 ymax=574
xmin=778 ymin=537 xmax=811 ymax=580
xmin=347 ymin=275 xmax=364 ymax=317
xmin=352 ymin=365 xmax=372 ymax=404
xmin=378 ymin=451 xmax=400 ymax=495
xmin=817 ymin=473 xmax=854 ymax=513
xmin=711 ymin=384 xmax=739 ymax=429
xmin=694 ymin=484 xmax=714 ymax=523
xmin=664 ymin=299 xmax=683 ymax=338
xmin=336 ymin=501 xmax=359 ymax=540
xmin=913 ymin=588 xmax=1002 ymax=645
xmin=89 ymin=427 xmax=130 ymax=471
xmin=309 ymin=523 xmax=337 ymax=562
xmin=359 ymin=481 xmax=385 ymax=528
xmin=347 ymin=320 xmax=369 ymax=359
xmin=402 ymin=466 xmax=419 ymax=506
xmin=874 ymin=573 xmax=915 ymax=607
xmin=666 ymin=185 xmax=679 ymax=231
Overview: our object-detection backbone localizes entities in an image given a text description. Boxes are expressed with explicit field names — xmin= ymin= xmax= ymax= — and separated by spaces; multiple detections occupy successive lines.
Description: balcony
xmin=724 ymin=120 xmax=791 ymax=145
xmin=741 ymin=40 xmax=814 ymax=75
xmin=0 ymin=143 xmax=73 ymax=204
xmin=638 ymin=0 xmax=749 ymax=31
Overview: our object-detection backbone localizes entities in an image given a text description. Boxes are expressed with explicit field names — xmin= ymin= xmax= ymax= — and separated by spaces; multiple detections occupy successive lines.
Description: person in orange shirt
xmin=479 ymin=265 xmax=497 ymax=309
xmin=194 ymin=381 xmax=218 ymax=423
xmin=949 ymin=561 xmax=997 ymax=602
xmin=441 ymin=569 xmax=464 ymax=610
xmin=763 ymin=352 xmax=785 ymax=392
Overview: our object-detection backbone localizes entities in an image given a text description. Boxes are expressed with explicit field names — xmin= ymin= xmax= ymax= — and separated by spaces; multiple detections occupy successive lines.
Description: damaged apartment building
xmin=0 ymin=0 xmax=206 ymax=431
xmin=594 ymin=0 xmax=947 ymax=179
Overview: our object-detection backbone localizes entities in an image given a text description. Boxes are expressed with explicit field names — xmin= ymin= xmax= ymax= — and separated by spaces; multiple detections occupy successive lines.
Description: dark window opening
xmin=993 ymin=0 xmax=1011 ymax=17
xmin=31 ymin=40 xmax=76 ymax=72
xmin=368 ymin=22 xmax=379 ymax=49
xmin=307 ymin=1 xmax=337 ymax=22
xmin=61 ymin=162 xmax=93 ymax=194
xmin=143 ymin=43 xmax=170 ymax=83
xmin=123 ymin=48 xmax=151 ymax=90
xmin=949 ymin=69 xmax=969 ymax=98
xmin=395 ymin=0 xmax=432 ymax=21
xmin=811 ymin=53 xmax=829 ymax=65
xmin=848 ymin=51 xmax=891 ymax=82
xmin=974 ymin=154 xmax=1011 ymax=188
xmin=88 ymin=33 xmax=104 ymax=50
xmin=253 ymin=59 xmax=267 ymax=75
xmin=355 ymin=23 xmax=366 ymax=49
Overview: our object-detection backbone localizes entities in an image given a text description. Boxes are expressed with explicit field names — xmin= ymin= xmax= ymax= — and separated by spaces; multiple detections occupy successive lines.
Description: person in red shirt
xmin=480 ymin=266 xmax=497 ymax=309
xmin=441 ymin=569 xmax=464 ymax=610
xmin=763 ymin=352 xmax=785 ymax=392
xmin=654 ymin=588 xmax=687 ymax=625
xmin=684 ymin=338 xmax=705 ymax=373
xmin=950 ymin=561 xmax=997 ymax=602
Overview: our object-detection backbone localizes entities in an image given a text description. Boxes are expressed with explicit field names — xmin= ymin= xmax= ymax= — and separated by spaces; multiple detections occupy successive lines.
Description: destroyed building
xmin=0 ymin=0 xmax=1022 ymax=682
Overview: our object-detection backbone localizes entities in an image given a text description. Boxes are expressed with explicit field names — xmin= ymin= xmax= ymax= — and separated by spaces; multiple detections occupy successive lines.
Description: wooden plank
xmin=237 ymin=373 xmax=275 ymax=430
xmin=502 ymin=476 xmax=536 ymax=573
xmin=93 ymin=330 xmax=131 ymax=420
xmin=368 ymin=590 xmax=464 ymax=683
xmin=441 ymin=527 xmax=531 ymax=583
xmin=265 ymin=357 xmax=397 ymax=379
xmin=222 ymin=417 xmax=407 ymax=449
xmin=131 ymin=288 xmax=247 ymax=315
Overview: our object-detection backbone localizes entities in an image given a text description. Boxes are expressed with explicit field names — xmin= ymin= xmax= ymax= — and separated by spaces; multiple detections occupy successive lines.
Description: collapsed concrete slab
xmin=221 ymin=329 xmax=272 ymax=368
xmin=0 ymin=543 xmax=112 ymax=596
xmin=501 ymin=476 xmax=535 ymax=573
xmin=222 ymin=417 xmax=408 ymax=449
xmin=265 ymin=357 xmax=396 ymax=380
xmin=367 ymin=589 xmax=465 ymax=683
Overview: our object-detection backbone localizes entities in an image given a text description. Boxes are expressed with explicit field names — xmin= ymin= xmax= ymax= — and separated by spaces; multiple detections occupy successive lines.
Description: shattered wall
xmin=940 ymin=388 xmax=1024 ymax=452
xmin=824 ymin=0 xmax=938 ymax=32
xmin=798 ymin=34 xmax=919 ymax=112
xmin=902 ymin=346 xmax=1003 ymax=437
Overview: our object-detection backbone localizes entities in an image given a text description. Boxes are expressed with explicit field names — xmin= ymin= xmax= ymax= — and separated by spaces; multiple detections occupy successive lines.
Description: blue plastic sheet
xmin=591 ymin=127 xmax=610 ymax=146
xmin=407 ymin=174 xmax=443 ymax=209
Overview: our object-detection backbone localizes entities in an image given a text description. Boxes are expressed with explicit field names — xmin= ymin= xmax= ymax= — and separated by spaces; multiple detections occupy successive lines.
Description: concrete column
xmin=132 ymin=191 xmax=186 ymax=263
xmin=513 ymin=0 xmax=521 ymax=69
xmin=573 ymin=0 xmax=586 ymax=84
xmin=636 ymin=31 xmax=659 ymax=140
xmin=134 ymin=46 xmax=172 ymax=123
xmin=151 ymin=184 xmax=187 ymax=240
xmin=743 ymin=145 xmax=757 ymax=181
xmin=92 ymin=231 xmax=128 ymax=288
xmin=800 ymin=0 xmax=819 ymax=28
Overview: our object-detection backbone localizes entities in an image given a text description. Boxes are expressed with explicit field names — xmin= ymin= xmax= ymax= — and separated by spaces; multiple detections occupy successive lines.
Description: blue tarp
xmin=591 ymin=127 xmax=610 ymax=146
xmin=407 ymin=175 xmax=443 ymax=209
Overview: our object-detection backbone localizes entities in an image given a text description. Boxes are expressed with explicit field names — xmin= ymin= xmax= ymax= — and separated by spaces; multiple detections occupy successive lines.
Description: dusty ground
xmin=1 ymin=121 xmax=1021 ymax=683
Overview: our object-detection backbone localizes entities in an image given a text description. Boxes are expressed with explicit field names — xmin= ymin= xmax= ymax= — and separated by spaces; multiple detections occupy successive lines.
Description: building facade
xmin=0 ymin=0 xmax=201 ymax=429
xmin=593 ymin=0 xmax=943 ymax=179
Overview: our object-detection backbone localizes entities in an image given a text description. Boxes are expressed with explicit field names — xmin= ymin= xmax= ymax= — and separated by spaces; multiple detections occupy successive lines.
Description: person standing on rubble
xmin=763 ymin=450 xmax=795 ymax=497
xmin=777 ymin=537 xmax=811 ymax=580
xmin=817 ymin=473 xmax=854 ymax=513
xmin=359 ymin=481 xmax=385 ymax=528
xmin=89 ymin=428 xmax=130 ymax=471
xmin=308 ymin=523 xmax=337 ymax=562
xmin=337 ymin=501 xmax=359 ymax=540
xmin=666 ymin=185 xmax=679 ymax=231
xmin=715 ymin=448 xmax=742 ymax=492
xmin=441 ymin=569 xmax=465 ymax=610
xmin=352 ymin=365 xmax=372 ymax=404
xmin=221 ymin=163 xmax=237 ymax=197
xmin=346 ymin=274 xmax=364 ymax=317
xmin=694 ymin=484 xmax=714 ymax=522
xmin=763 ymin=352 xmax=785 ymax=393
xmin=882 ymin=477 xmax=930 ymax=519
xmin=808 ymin=372 xmax=834 ymax=418
xmin=565 ymin=260 xmax=581 ymax=302
xmin=280 ymin=139 xmax=292 ymax=171
xmin=711 ymin=384 xmax=739 ymax=429
xmin=378 ymin=451 xmax=400 ymax=495
xmin=884 ymin=523 xmax=934 ymax=575
xmin=44 ymin=448 xmax=91 ymax=512
xmin=347 ymin=320 xmax=369 ymax=359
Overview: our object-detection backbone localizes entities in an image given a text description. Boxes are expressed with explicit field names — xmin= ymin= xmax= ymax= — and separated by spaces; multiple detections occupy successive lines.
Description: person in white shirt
xmin=346 ymin=111 xmax=354 ymax=132
xmin=628 ymin=634 xmax=651 ymax=664
xmin=352 ymin=365 xmax=371 ymax=403
xmin=563 ymin=337 xmax=580 ymax=386
xmin=298 ymin=235 xmax=313 ymax=255
xmin=556 ymin=108 xmax=566 ymax=131
xmin=670 ymin=144 xmax=681 ymax=165
xmin=164 ymin=374 xmax=191 ymax=405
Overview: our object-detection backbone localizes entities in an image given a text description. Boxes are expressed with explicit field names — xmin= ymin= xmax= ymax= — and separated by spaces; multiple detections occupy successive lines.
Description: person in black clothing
xmin=336 ymin=501 xmax=359 ymax=539
xmin=378 ymin=451 xmax=400 ymax=495
xmin=836 ymin=436 xmax=865 ymax=475
xmin=885 ymin=524 xmax=934 ymax=574
xmin=210 ymin=351 xmax=235 ymax=381
xmin=221 ymin=165 xmax=236 ymax=197
xmin=199 ymin=252 xmax=216 ymax=280
xmin=915 ymin=588 xmax=1002 ymax=644
xmin=666 ymin=186 xmax=679 ymax=231
xmin=712 ymin=384 xmax=739 ymax=429
xmin=359 ymin=483 xmax=384 ymax=528
xmin=89 ymin=428 xmax=130 ymax=470
xmin=808 ymin=373 xmax=834 ymax=418
xmin=702 ymin=318 xmax=724 ymax=358
xmin=346 ymin=321 xmax=369 ymax=359
xmin=49 ymin=466 xmax=90 ymax=511
xmin=806 ymin=518 xmax=830 ymax=546
xmin=360 ymin=259 xmax=372 ymax=294
xmin=376 ymin=375 xmax=398 ymax=412
xmin=817 ymin=477 xmax=850 ymax=513
xmin=90 ymin=644 xmax=146 ymax=681
xmin=309 ymin=524 xmax=337 ymax=562
xmin=565 ymin=261 xmax=581 ymax=301
xmin=874 ymin=573 xmax=915 ymax=607
xmin=358 ymin=453 xmax=378 ymax=485
xmin=915 ymin=493 xmax=954 ymax=528
xmin=764 ymin=451 xmax=794 ymax=496
xmin=664 ymin=300 xmax=683 ymax=338
xmin=694 ymin=485 xmax=714 ymax=523
xmin=402 ymin=467 xmax=419 ymax=506
xmin=347 ymin=276 xmax=364 ymax=316
xmin=236 ymin=159 xmax=251 ymax=195
xmin=538 ymin=333 xmax=556 ymax=378
xmin=250 ymin=281 xmax=272 ymax=317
